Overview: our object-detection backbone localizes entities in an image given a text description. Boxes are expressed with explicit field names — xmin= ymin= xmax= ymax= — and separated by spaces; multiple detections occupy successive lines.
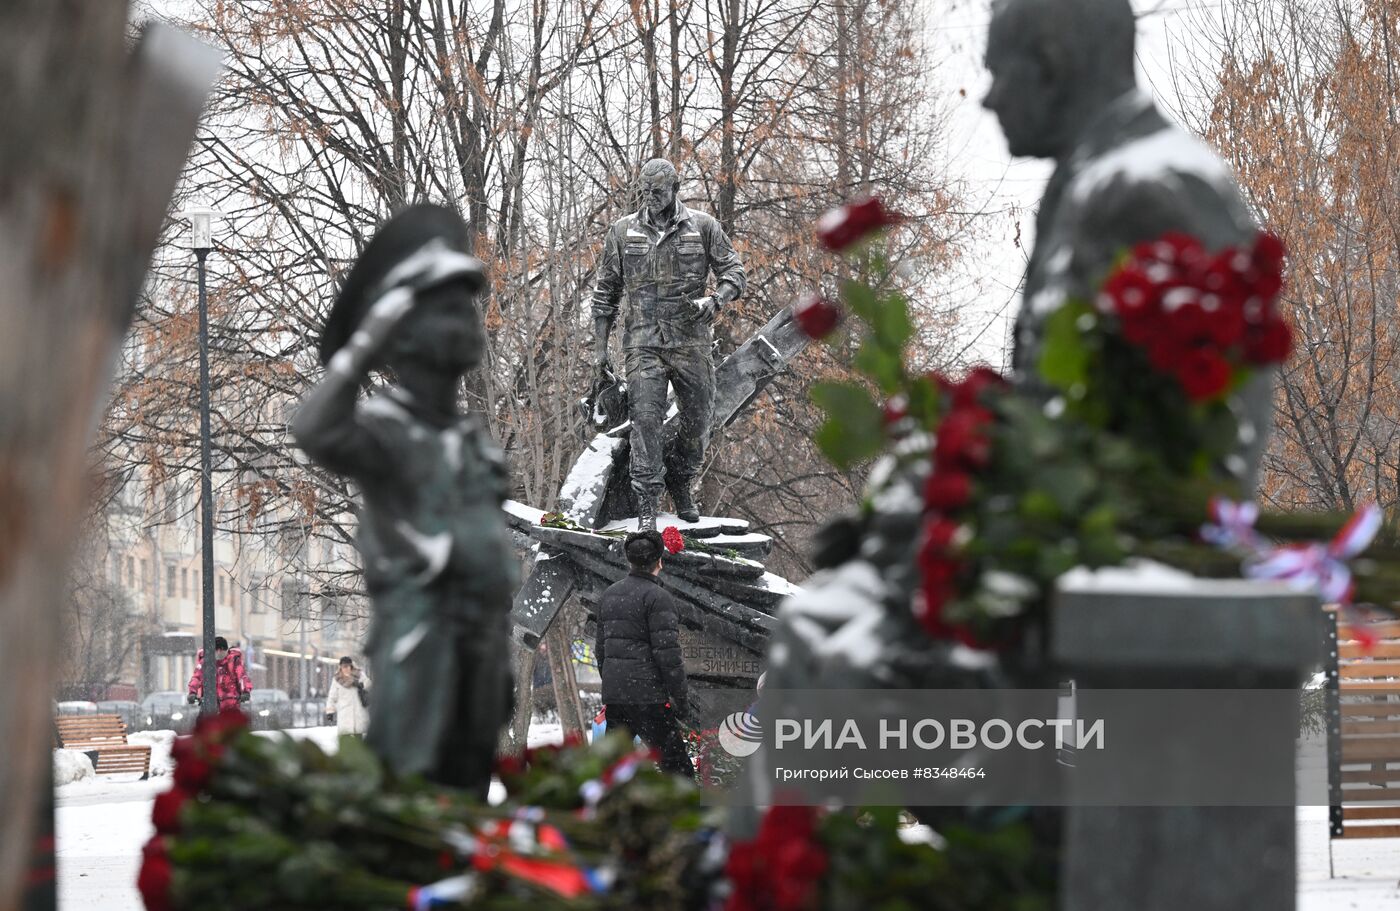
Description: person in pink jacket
xmin=186 ymin=637 xmax=253 ymax=711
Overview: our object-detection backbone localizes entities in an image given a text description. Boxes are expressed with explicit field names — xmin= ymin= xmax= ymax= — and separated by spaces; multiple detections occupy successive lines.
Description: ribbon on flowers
xmin=1200 ymin=498 xmax=1261 ymax=550
xmin=578 ymin=748 xmax=658 ymax=811
xmin=1244 ymin=503 xmax=1382 ymax=603
xmin=471 ymin=852 xmax=603 ymax=899
xmin=407 ymin=874 xmax=478 ymax=910
xmin=442 ymin=819 xmax=612 ymax=898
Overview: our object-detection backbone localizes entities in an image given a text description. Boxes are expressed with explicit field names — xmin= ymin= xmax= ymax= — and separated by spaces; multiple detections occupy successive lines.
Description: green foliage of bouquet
xmin=797 ymin=198 xmax=1396 ymax=649
xmin=146 ymin=708 xmax=1054 ymax=911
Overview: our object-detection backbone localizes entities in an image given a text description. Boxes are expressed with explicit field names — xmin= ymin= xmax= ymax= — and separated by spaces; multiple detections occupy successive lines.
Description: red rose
xmin=138 ymin=837 xmax=173 ymax=911
xmin=1201 ymin=257 xmax=1245 ymax=299
xmin=923 ymin=471 xmax=972 ymax=512
xmin=949 ymin=367 xmax=1006 ymax=409
xmin=1243 ymin=317 xmax=1293 ymax=364
xmin=1119 ymin=307 xmax=1162 ymax=345
xmin=935 ymin=409 xmax=992 ymax=470
xmin=1100 ymin=266 xmax=1159 ymax=317
xmin=151 ymin=789 xmax=189 ymax=835
xmin=920 ymin=518 xmax=961 ymax=555
xmin=1174 ymin=348 xmax=1233 ymax=401
xmin=1146 ymin=335 xmax=1187 ymax=373
xmin=173 ymin=755 xmax=214 ymax=793
xmin=725 ymin=805 xmax=827 ymax=911
xmin=661 ymin=526 xmax=685 ymax=554
xmin=1164 ymin=299 xmax=1212 ymax=347
xmin=816 ymin=196 xmax=898 ymax=252
xmin=193 ymin=705 xmax=248 ymax=743
xmin=1133 ymin=231 xmax=1205 ymax=268
xmin=1251 ymin=231 xmax=1286 ymax=275
xmin=792 ymin=293 xmax=842 ymax=340
xmin=1204 ymin=296 xmax=1247 ymax=348
xmin=495 ymin=754 xmax=525 ymax=778
xmin=919 ymin=554 xmax=960 ymax=588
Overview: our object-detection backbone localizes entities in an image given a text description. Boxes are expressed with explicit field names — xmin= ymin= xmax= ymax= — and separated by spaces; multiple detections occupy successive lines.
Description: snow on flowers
xmin=1097 ymin=231 xmax=1290 ymax=401
xmin=805 ymin=197 xmax=1390 ymax=647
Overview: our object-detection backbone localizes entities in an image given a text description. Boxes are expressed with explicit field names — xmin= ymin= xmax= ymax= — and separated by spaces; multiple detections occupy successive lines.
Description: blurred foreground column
xmin=1053 ymin=575 xmax=1319 ymax=911
xmin=0 ymin=8 xmax=217 ymax=908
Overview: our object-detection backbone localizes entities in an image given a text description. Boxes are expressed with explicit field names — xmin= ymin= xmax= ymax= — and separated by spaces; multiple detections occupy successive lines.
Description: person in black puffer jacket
xmin=595 ymin=530 xmax=695 ymax=778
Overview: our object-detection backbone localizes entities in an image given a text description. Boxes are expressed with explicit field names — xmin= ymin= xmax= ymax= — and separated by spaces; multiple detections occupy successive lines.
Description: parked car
xmin=55 ymin=701 xmax=99 ymax=716
xmin=96 ymin=700 xmax=142 ymax=732
xmin=140 ymin=690 xmax=195 ymax=734
xmin=292 ymin=698 xmax=326 ymax=729
xmin=248 ymin=689 xmax=294 ymax=731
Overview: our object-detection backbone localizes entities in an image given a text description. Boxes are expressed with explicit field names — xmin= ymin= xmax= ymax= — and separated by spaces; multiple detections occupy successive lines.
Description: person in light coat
xmin=325 ymin=656 xmax=372 ymax=736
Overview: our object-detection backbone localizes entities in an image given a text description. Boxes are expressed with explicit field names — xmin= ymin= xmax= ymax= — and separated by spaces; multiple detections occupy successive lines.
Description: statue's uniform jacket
xmin=591 ymin=203 xmax=746 ymax=500
xmin=303 ymin=387 xmax=516 ymax=785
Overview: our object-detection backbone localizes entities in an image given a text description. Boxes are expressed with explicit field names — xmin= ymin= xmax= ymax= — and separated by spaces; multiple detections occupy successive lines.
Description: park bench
xmin=54 ymin=713 xmax=151 ymax=778
xmin=1325 ymin=613 xmax=1400 ymax=843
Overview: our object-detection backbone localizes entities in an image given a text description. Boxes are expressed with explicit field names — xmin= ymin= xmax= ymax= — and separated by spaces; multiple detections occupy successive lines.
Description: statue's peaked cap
xmin=318 ymin=203 xmax=483 ymax=366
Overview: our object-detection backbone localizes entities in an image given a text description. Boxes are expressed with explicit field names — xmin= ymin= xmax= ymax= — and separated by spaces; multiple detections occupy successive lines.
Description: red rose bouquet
xmin=805 ymin=198 xmax=1395 ymax=647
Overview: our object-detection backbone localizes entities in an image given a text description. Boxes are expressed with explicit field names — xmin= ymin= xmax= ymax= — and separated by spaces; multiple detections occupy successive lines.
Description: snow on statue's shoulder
xmin=1070 ymin=125 xmax=1235 ymax=205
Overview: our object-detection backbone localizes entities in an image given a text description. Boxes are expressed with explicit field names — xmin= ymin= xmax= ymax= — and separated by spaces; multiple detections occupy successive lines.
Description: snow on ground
xmin=55 ymin=723 xmax=1398 ymax=910
xmin=53 ymin=751 xmax=94 ymax=787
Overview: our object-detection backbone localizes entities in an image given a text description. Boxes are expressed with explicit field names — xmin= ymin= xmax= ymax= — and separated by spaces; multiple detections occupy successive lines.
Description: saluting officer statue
xmin=590 ymin=159 xmax=747 ymax=530
xmin=292 ymin=204 xmax=516 ymax=795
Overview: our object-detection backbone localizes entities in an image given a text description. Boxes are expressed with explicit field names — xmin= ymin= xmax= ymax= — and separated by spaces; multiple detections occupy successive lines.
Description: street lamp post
xmin=186 ymin=208 xmax=219 ymax=718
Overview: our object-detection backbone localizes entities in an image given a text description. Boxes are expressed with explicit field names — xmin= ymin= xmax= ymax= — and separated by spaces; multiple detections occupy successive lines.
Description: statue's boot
xmin=672 ymin=484 xmax=701 ymax=523
xmin=637 ymin=496 xmax=658 ymax=531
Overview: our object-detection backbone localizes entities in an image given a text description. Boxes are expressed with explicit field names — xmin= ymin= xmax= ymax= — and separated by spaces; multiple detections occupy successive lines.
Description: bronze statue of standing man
xmin=591 ymin=159 xmax=746 ymax=530
xmin=292 ymin=204 xmax=515 ymax=796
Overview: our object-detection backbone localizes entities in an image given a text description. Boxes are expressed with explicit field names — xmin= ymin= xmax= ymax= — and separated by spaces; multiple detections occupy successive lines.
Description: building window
xmin=140 ymin=559 xmax=149 ymax=592
xmin=218 ymin=575 xmax=225 ymax=605
xmin=126 ymin=556 xmax=136 ymax=589
xmin=181 ymin=568 xmax=188 ymax=599
xmin=111 ymin=554 xmax=121 ymax=588
xmin=166 ymin=563 xmax=176 ymax=598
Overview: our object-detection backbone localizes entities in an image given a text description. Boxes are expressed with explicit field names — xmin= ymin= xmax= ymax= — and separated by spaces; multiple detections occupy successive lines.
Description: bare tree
xmin=59 ymin=542 xmax=149 ymax=698
xmin=1168 ymin=0 xmax=1400 ymax=513
xmin=97 ymin=0 xmax=975 ymax=622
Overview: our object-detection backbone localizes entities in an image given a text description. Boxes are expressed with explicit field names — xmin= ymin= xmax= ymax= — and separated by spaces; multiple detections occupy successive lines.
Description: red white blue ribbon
xmin=1242 ymin=503 xmax=1382 ymax=603
xmin=407 ymin=874 xmax=478 ymax=909
xmin=578 ymin=749 xmax=656 ymax=812
xmin=1201 ymin=498 xmax=1260 ymax=550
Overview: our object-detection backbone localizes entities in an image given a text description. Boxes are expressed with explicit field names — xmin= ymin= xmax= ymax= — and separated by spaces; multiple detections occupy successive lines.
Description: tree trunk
xmin=0 ymin=9 xmax=215 ymax=907
xmin=505 ymin=642 xmax=538 ymax=753
xmin=669 ymin=0 xmax=684 ymax=159
xmin=717 ymin=0 xmax=739 ymax=232
xmin=546 ymin=621 xmax=587 ymax=737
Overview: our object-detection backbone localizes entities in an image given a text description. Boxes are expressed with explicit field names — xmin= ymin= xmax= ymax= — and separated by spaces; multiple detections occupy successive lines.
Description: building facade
xmin=82 ymin=474 xmax=368 ymax=704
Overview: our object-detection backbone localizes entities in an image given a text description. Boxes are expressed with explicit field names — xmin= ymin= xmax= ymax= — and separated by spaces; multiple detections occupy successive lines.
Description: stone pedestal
xmin=1052 ymin=571 xmax=1320 ymax=910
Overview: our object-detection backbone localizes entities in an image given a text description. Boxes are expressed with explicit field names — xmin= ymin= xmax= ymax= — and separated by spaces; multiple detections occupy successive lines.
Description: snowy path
xmin=55 ymin=724 xmax=1398 ymax=910
xmin=1298 ymin=804 xmax=1400 ymax=910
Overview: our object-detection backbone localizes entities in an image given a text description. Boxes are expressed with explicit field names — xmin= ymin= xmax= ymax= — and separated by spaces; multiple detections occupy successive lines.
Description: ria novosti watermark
xmin=771 ymin=716 xmax=1103 ymax=752
xmin=698 ymin=688 xmax=1324 ymax=808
